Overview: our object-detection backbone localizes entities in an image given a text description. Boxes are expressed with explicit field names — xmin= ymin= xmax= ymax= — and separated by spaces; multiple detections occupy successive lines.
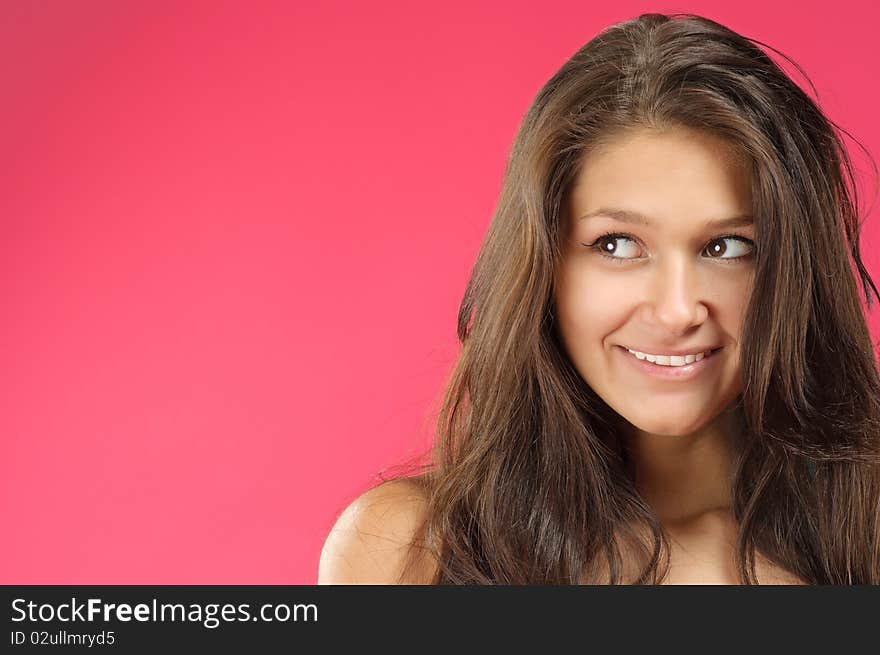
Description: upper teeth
xmin=626 ymin=348 xmax=714 ymax=366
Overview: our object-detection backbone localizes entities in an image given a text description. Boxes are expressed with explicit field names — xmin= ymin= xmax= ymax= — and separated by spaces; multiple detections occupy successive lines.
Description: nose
xmin=646 ymin=255 xmax=708 ymax=334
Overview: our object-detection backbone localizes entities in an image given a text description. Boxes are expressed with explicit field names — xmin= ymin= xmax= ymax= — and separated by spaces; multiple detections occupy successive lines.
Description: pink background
xmin=2 ymin=0 xmax=878 ymax=583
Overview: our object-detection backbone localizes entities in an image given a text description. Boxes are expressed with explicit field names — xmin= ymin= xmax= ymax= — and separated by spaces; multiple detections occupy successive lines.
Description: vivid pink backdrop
xmin=2 ymin=0 xmax=878 ymax=583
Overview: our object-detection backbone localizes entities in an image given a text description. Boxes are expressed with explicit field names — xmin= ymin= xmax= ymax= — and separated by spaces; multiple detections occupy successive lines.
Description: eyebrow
xmin=577 ymin=208 xmax=754 ymax=229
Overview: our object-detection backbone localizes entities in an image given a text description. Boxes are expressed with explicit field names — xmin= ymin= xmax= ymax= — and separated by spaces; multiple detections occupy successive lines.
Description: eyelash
xmin=584 ymin=231 xmax=756 ymax=265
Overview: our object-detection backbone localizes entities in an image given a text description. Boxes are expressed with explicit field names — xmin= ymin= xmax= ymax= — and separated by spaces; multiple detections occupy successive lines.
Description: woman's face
xmin=554 ymin=125 xmax=756 ymax=437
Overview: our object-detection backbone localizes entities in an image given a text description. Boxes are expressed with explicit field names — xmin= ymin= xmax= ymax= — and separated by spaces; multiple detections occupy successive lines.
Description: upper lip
xmin=620 ymin=345 xmax=722 ymax=356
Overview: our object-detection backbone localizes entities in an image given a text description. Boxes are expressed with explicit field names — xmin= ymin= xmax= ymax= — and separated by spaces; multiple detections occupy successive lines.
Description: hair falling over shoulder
xmin=389 ymin=12 xmax=880 ymax=584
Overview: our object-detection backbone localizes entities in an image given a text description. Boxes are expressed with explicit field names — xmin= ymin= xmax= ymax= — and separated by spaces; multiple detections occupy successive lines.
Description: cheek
xmin=556 ymin=268 xmax=633 ymax=324
xmin=555 ymin=270 xmax=632 ymax=351
xmin=716 ymin=276 xmax=754 ymax=332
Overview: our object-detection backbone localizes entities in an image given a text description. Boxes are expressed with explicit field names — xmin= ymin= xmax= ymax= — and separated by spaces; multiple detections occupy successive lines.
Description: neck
xmin=623 ymin=402 xmax=744 ymax=524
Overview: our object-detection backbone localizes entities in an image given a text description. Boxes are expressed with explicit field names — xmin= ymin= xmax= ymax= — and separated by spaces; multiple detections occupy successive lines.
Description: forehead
xmin=568 ymin=126 xmax=752 ymax=225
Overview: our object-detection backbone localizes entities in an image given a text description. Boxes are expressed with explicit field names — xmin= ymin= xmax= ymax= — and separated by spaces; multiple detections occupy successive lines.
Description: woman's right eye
xmin=587 ymin=233 xmax=641 ymax=262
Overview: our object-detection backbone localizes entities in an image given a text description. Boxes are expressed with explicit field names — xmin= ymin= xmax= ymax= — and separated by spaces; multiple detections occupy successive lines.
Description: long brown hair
xmin=389 ymin=12 xmax=880 ymax=584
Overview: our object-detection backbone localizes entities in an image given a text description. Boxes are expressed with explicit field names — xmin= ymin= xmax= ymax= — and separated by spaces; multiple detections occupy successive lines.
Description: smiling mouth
xmin=622 ymin=345 xmax=722 ymax=355
xmin=618 ymin=345 xmax=723 ymax=365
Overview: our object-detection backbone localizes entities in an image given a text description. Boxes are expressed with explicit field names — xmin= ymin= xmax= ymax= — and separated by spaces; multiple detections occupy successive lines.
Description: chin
xmin=623 ymin=413 xmax=710 ymax=438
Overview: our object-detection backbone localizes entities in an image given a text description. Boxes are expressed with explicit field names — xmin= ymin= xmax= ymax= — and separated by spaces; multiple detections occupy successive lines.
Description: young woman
xmin=319 ymin=12 xmax=880 ymax=584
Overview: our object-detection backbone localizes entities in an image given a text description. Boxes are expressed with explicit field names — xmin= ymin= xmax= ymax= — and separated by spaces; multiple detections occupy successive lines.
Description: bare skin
xmin=319 ymin=480 xmax=806 ymax=584
xmin=318 ymin=479 xmax=435 ymax=585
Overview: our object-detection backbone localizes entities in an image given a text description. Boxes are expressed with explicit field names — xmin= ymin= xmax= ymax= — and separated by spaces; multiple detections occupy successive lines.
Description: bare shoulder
xmin=318 ymin=478 xmax=437 ymax=584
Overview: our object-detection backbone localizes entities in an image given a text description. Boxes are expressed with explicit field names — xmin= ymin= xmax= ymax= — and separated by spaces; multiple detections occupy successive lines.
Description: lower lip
xmin=617 ymin=345 xmax=722 ymax=381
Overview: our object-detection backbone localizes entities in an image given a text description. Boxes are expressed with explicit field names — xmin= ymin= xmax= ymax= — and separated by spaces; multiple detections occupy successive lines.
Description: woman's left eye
xmin=703 ymin=237 xmax=754 ymax=259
